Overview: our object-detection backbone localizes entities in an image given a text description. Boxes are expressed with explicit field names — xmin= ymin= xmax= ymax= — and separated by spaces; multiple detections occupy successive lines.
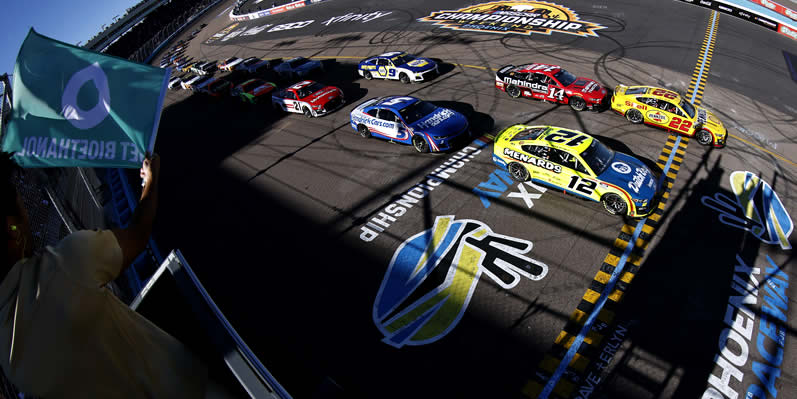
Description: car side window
xmin=637 ymin=97 xmax=657 ymax=106
xmin=656 ymin=100 xmax=677 ymax=113
xmin=377 ymin=59 xmax=389 ymax=66
xmin=533 ymin=73 xmax=549 ymax=84
xmin=512 ymin=72 xmax=528 ymax=81
xmin=571 ymin=157 xmax=589 ymax=174
xmin=284 ymin=91 xmax=296 ymax=100
xmin=673 ymin=106 xmax=686 ymax=117
xmin=547 ymin=148 xmax=569 ymax=166
xmin=377 ymin=109 xmax=397 ymax=122
xmin=366 ymin=109 xmax=379 ymax=117
xmin=525 ymin=145 xmax=550 ymax=160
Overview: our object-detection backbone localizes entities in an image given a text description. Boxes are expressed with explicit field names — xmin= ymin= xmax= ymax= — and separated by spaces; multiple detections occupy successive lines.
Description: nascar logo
xmin=373 ymin=216 xmax=547 ymax=347
xmin=701 ymin=171 xmax=793 ymax=250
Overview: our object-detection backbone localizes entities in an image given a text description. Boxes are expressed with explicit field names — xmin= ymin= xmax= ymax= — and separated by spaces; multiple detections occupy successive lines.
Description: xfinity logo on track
xmin=419 ymin=1 xmax=605 ymax=37
xmin=372 ymin=216 xmax=547 ymax=348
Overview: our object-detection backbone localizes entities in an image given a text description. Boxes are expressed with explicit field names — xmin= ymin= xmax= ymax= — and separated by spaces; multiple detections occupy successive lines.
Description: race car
xmin=238 ymin=57 xmax=280 ymax=74
xmin=349 ymin=96 xmax=470 ymax=153
xmin=196 ymin=77 xmax=232 ymax=97
xmin=191 ymin=60 xmax=217 ymax=76
xmin=271 ymin=80 xmax=344 ymax=117
xmin=273 ymin=57 xmax=323 ymax=81
xmin=232 ymin=79 xmax=276 ymax=104
xmin=610 ymin=85 xmax=727 ymax=147
xmin=492 ymin=124 xmax=659 ymax=217
xmin=218 ymin=57 xmax=244 ymax=72
xmin=357 ymin=51 xmax=438 ymax=84
xmin=181 ymin=75 xmax=212 ymax=91
xmin=495 ymin=63 xmax=608 ymax=111
xmin=168 ymin=74 xmax=187 ymax=90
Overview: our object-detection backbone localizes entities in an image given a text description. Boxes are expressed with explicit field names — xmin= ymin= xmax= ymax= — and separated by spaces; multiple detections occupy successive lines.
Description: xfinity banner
xmin=2 ymin=29 xmax=169 ymax=168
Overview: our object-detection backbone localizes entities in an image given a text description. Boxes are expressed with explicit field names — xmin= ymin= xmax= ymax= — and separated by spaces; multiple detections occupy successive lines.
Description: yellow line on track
xmin=728 ymin=134 xmax=797 ymax=168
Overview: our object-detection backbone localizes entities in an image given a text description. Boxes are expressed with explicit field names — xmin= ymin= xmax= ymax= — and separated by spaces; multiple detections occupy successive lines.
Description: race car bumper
xmin=412 ymin=66 xmax=439 ymax=82
xmin=430 ymin=125 xmax=471 ymax=151
xmin=714 ymin=135 xmax=727 ymax=148
xmin=312 ymin=96 xmax=346 ymax=117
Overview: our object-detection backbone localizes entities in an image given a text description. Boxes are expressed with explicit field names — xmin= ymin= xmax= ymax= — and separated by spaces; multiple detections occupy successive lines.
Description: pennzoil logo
xmin=701 ymin=171 xmax=793 ymax=250
xmin=419 ymin=1 xmax=605 ymax=37
xmin=373 ymin=216 xmax=548 ymax=348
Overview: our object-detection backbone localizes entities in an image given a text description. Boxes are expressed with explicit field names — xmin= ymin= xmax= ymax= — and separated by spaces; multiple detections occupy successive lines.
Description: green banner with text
xmin=1 ymin=29 xmax=169 ymax=168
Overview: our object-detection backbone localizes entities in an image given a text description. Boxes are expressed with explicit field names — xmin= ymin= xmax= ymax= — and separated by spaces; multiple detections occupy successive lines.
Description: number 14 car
xmin=611 ymin=85 xmax=727 ymax=147
xmin=492 ymin=124 xmax=659 ymax=217
xmin=495 ymin=63 xmax=608 ymax=111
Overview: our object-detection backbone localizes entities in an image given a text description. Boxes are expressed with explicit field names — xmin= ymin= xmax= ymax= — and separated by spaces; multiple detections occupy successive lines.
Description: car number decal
xmin=567 ymin=176 xmax=597 ymax=196
xmin=668 ymin=116 xmax=693 ymax=133
xmin=545 ymin=131 xmax=588 ymax=147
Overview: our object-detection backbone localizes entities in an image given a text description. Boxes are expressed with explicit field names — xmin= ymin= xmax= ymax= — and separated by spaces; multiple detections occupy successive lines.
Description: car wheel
xmin=364 ymin=71 xmax=372 ymax=80
xmin=303 ymin=107 xmax=313 ymax=118
xmin=412 ymin=135 xmax=428 ymax=153
xmin=508 ymin=162 xmax=529 ymax=182
xmin=696 ymin=129 xmax=713 ymax=146
xmin=569 ymin=97 xmax=586 ymax=112
xmin=400 ymin=73 xmax=411 ymax=84
xmin=358 ymin=124 xmax=370 ymax=138
xmin=626 ymin=109 xmax=643 ymax=124
xmin=602 ymin=193 xmax=628 ymax=216
xmin=506 ymin=85 xmax=521 ymax=98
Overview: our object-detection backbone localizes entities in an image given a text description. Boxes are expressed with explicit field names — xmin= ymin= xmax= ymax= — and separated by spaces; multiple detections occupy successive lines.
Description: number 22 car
xmin=611 ymin=85 xmax=727 ymax=147
xmin=492 ymin=125 xmax=659 ymax=217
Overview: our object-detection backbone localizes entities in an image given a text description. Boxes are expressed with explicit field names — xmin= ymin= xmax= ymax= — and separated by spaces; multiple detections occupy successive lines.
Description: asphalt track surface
xmin=150 ymin=1 xmax=797 ymax=398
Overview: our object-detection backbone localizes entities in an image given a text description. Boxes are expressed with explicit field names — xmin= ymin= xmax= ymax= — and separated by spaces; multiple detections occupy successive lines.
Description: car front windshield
xmin=290 ymin=58 xmax=308 ymax=68
xmin=579 ymin=138 xmax=615 ymax=175
xmin=679 ymin=98 xmax=696 ymax=118
xmin=553 ymin=69 xmax=577 ymax=86
xmin=392 ymin=55 xmax=415 ymax=65
xmin=297 ymin=82 xmax=325 ymax=97
xmin=399 ymin=100 xmax=437 ymax=124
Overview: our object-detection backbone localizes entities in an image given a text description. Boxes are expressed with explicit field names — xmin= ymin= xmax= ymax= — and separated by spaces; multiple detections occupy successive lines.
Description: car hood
xmin=408 ymin=107 xmax=467 ymax=137
xmin=565 ymin=78 xmax=606 ymax=98
xmin=398 ymin=58 xmax=436 ymax=72
xmin=696 ymin=107 xmax=725 ymax=133
xmin=297 ymin=61 xmax=321 ymax=71
xmin=598 ymin=152 xmax=657 ymax=201
xmin=306 ymin=87 xmax=342 ymax=104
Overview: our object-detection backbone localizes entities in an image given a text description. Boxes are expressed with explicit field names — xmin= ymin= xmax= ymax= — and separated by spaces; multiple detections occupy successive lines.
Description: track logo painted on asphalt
xmin=373 ymin=216 xmax=548 ymax=348
xmin=701 ymin=171 xmax=793 ymax=250
xmin=419 ymin=1 xmax=605 ymax=37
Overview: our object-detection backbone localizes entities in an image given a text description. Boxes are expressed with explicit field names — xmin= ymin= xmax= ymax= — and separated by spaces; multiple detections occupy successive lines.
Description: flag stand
xmin=0 ymin=74 xmax=12 ymax=144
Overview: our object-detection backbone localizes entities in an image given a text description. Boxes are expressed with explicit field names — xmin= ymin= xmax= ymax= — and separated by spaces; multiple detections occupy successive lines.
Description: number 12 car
xmin=611 ymin=85 xmax=727 ymax=147
xmin=492 ymin=125 xmax=659 ymax=217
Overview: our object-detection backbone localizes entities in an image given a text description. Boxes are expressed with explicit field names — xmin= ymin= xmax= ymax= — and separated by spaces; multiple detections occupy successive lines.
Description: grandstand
xmin=84 ymin=0 xmax=169 ymax=52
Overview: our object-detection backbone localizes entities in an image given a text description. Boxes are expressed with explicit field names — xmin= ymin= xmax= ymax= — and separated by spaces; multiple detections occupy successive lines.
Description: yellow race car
xmin=611 ymin=85 xmax=727 ymax=147
xmin=492 ymin=125 xmax=659 ymax=217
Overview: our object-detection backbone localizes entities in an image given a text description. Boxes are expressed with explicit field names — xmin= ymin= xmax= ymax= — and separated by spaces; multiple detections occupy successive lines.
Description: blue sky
xmin=1 ymin=0 xmax=141 ymax=76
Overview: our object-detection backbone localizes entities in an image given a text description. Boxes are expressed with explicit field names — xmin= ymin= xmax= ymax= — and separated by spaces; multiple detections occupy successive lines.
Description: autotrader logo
xmin=372 ymin=215 xmax=548 ymax=348
xmin=418 ymin=1 xmax=606 ymax=37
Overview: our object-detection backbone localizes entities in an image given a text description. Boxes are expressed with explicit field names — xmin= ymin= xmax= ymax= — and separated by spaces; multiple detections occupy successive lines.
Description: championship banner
xmin=1 ymin=29 xmax=170 ymax=168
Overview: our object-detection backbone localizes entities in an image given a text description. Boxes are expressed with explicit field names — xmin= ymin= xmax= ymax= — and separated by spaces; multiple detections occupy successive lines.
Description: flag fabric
xmin=1 ymin=29 xmax=170 ymax=168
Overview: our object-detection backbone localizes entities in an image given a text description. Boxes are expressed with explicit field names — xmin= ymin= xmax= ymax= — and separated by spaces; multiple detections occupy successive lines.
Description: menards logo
xmin=419 ymin=1 xmax=605 ymax=37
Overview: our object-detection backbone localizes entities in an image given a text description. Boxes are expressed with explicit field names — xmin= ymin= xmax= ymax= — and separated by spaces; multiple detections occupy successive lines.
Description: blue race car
xmin=350 ymin=96 xmax=470 ymax=152
xmin=357 ymin=51 xmax=438 ymax=84
xmin=273 ymin=57 xmax=323 ymax=81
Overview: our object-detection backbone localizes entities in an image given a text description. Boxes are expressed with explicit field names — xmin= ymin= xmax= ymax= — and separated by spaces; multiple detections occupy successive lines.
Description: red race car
xmin=495 ymin=63 xmax=608 ymax=111
xmin=271 ymin=80 xmax=345 ymax=117
xmin=232 ymin=79 xmax=277 ymax=104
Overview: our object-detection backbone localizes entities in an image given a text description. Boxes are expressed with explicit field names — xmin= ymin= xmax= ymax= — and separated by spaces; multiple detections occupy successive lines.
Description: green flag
xmin=1 ymin=29 xmax=170 ymax=168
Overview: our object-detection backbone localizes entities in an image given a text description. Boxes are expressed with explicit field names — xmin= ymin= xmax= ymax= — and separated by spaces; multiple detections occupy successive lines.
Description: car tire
xmin=506 ymin=85 xmax=521 ymax=98
xmin=400 ymin=73 xmax=411 ymax=84
xmin=696 ymin=129 xmax=713 ymax=146
xmin=626 ymin=109 xmax=644 ymax=124
xmin=412 ymin=135 xmax=428 ymax=153
xmin=602 ymin=193 xmax=628 ymax=216
xmin=364 ymin=71 xmax=372 ymax=80
xmin=508 ymin=162 xmax=529 ymax=182
xmin=303 ymin=107 xmax=313 ymax=118
xmin=358 ymin=124 xmax=370 ymax=138
xmin=569 ymin=97 xmax=586 ymax=112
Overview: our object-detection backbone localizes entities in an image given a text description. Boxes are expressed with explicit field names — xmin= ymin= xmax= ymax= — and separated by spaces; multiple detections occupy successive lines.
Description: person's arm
xmin=112 ymin=154 xmax=160 ymax=272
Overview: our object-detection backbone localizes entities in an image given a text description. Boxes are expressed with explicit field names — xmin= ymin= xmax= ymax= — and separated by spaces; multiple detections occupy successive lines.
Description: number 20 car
xmin=492 ymin=125 xmax=659 ymax=217
xmin=611 ymin=85 xmax=727 ymax=147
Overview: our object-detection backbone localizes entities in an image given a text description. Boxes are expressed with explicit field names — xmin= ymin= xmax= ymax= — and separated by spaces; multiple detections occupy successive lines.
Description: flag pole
xmin=0 ymin=73 xmax=12 ymax=146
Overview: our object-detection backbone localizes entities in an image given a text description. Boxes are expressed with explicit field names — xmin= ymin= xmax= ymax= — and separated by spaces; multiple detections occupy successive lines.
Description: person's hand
xmin=140 ymin=153 xmax=160 ymax=192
